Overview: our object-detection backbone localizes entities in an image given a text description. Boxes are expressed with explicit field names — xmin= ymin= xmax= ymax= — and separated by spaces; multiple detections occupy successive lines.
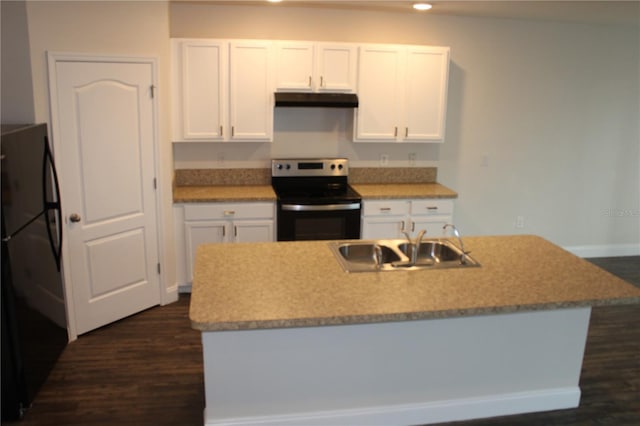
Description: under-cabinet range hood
xmin=274 ymin=92 xmax=359 ymax=108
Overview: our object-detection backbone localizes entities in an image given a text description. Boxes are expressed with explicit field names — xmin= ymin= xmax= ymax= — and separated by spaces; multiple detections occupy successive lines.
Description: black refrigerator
xmin=1 ymin=123 xmax=68 ymax=421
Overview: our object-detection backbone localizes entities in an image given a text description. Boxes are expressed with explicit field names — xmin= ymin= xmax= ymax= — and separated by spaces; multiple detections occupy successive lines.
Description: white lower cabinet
xmin=362 ymin=199 xmax=453 ymax=240
xmin=183 ymin=202 xmax=274 ymax=281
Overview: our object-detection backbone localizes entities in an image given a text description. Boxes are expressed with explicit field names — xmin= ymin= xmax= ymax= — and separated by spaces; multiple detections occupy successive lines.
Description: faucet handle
xmin=372 ymin=244 xmax=384 ymax=268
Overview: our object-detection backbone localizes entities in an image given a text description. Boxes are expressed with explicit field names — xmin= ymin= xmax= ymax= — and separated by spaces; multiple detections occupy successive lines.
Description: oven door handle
xmin=281 ymin=202 xmax=361 ymax=212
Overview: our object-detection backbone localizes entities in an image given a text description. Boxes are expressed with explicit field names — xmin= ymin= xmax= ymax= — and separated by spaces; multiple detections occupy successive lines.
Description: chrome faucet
xmin=442 ymin=224 xmax=469 ymax=264
xmin=402 ymin=229 xmax=426 ymax=265
xmin=372 ymin=243 xmax=384 ymax=268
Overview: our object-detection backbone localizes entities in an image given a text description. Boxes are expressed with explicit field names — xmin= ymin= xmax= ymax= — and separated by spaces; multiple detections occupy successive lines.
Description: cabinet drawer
xmin=410 ymin=199 xmax=453 ymax=216
xmin=184 ymin=202 xmax=274 ymax=220
xmin=363 ymin=200 xmax=410 ymax=216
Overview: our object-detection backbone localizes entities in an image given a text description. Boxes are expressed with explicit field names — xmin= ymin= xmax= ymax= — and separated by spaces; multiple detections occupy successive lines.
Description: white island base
xmin=201 ymin=307 xmax=591 ymax=426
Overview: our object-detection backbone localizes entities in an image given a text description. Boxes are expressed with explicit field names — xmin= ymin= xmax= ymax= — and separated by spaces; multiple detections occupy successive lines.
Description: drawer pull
xmin=380 ymin=207 xmax=392 ymax=212
xmin=400 ymin=220 xmax=406 ymax=231
xmin=426 ymin=206 xmax=439 ymax=211
xmin=223 ymin=210 xmax=236 ymax=216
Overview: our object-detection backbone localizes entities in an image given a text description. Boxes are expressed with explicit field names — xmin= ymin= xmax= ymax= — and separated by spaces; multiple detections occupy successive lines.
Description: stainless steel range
xmin=271 ymin=158 xmax=362 ymax=241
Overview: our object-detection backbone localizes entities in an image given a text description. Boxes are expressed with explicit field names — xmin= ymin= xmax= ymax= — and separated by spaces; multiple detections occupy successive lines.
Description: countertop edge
xmin=173 ymin=182 xmax=457 ymax=203
xmin=190 ymin=296 xmax=640 ymax=332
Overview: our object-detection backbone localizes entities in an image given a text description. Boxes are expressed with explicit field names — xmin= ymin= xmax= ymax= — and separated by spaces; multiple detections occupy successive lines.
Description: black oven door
xmin=277 ymin=201 xmax=361 ymax=241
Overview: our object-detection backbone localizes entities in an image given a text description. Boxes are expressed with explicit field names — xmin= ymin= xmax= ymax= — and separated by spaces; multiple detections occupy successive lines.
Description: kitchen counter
xmin=190 ymin=235 xmax=639 ymax=331
xmin=173 ymin=182 xmax=455 ymax=203
xmin=352 ymin=182 xmax=457 ymax=199
xmin=191 ymin=235 xmax=640 ymax=426
xmin=173 ymin=184 xmax=276 ymax=203
xmin=172 ymin=166 xmax=456 ymax=202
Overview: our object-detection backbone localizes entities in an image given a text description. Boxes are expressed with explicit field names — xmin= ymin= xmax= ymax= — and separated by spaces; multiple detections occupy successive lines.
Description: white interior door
xmin=49 ymin=55 xmax=161 ymax=336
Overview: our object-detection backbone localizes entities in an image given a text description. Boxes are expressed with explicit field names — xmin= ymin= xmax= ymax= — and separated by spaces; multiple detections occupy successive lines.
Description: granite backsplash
xmin=174 ymin=167 xmax=437 ymax=186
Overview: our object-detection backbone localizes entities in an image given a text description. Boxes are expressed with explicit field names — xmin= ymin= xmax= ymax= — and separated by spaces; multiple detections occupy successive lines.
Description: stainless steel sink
xmin=338 ymin=243 xmax=402 ymax=264
xmin=328 ymin=239 xmax=480 ymax=273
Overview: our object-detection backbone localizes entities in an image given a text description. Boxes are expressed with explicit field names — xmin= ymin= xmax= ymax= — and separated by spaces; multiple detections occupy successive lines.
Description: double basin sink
xmin=328 ymin=239 xmax=480 ymax=273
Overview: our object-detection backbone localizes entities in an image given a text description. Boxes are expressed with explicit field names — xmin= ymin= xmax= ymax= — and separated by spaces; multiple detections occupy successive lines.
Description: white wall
xmin=170 ymin=3 xmax=640 ymax=252
xmin=23 ymin=1 xmax=178 ymax=297
xmin=1 ymin=0 xmax=35 ymax=123
xmin=12 ymin=2 xmax=639 ymax=254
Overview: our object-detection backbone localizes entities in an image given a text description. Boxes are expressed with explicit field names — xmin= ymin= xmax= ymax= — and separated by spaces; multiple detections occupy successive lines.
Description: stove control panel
xmin=272 ymin=158 xmax=349 ymax=177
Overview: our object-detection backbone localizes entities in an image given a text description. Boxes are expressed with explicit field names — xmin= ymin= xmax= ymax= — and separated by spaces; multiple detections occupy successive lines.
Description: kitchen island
xmin=190 ymin=235 xmax=640 ymax=426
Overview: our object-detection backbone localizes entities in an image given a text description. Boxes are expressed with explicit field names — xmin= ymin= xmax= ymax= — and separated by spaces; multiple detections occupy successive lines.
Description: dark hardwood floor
xmin=6 ymin=257 xmax=639 ymax=426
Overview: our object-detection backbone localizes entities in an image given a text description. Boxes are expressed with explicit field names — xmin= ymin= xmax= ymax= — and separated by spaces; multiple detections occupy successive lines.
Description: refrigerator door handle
xmin=42 ymin=136 xmax=63 ymax=271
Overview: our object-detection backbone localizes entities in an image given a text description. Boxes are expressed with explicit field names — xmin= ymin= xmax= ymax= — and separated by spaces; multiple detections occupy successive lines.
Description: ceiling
xmin=176 ymin=1 xmax=640 ymax=26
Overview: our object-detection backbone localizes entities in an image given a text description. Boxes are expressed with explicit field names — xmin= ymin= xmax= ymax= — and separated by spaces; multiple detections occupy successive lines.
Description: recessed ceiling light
xmin=413 ymin=3 xmax=433 ymax=11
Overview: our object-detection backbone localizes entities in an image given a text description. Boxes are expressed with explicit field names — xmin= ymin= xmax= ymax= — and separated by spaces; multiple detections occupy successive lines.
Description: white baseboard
xmin=564 ymin=243 xmax=640 ymax=258
xmin=162 ymin=284 xmax=180 ymax=305
xmin=204 ymin=387 xmax=580 ymax=426
xmin=178 ymin=283 xmax=192 ymax=293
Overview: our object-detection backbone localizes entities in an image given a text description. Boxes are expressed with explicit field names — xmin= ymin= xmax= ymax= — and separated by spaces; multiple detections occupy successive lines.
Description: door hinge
xmin=150 ymin=85 xmax=156 ymax=99
xmin=157 ymin=263 xmax=161 ymax=274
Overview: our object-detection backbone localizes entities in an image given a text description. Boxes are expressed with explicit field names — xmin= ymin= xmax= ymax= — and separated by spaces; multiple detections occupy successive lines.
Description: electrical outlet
xmin=408 ymin=153 xmax=416 ymax=166
xmin=515 ymin=216 xmax=525 ymax=229
xmin=380 ymin=154 xmax=389 ymax=166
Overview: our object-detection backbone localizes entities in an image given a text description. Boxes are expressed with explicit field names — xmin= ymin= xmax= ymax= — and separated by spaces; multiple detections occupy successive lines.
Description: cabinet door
xmin=362 ymin=216 xmax=409 ymax=240
xmin=234 ymin=220 xmax=274 ymax=243
xmin=354 ymin=46 xmax=403 ymax=141
xmin=403 ymin=47 xmax=450 ymax=142
xmin=275 ymin=42 xmax=314 ymax=91
xmin=411 ymin=216 xmax=452 ymax=238
xmin=184 ymin=221 xmax=228 ymax=280
xmin=177 ymin=40 xmax=226 ymax=141
xmin=316 ymin=44 xmax=357 ymax=92
xmin=229 ymin=41 xmax=274 ymax=141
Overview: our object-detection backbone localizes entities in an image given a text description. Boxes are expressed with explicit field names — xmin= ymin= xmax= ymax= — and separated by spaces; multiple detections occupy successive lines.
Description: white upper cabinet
xmin=275 ymin=42 xmax=357 ymax=93
xmin=172 ymin=39 xmax=274 ymax=142
xmin=229 ymin=41 xmax=274 ymax=141
xmin=173 ymin=40 xmax=227 ymax=141
xmin=355 ymin=45 xmax=450 ymax=143
xmin=354 ymin=45 xmax=403 ymax=141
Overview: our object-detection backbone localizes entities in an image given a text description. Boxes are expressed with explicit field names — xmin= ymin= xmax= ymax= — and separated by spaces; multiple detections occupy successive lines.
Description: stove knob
xmin=330 ymin=164 xmax=336 ymax=170
xmin=276 ymin=163 xmax=283 ymax=170
xmin=285 ymin=164 xmax=291 ymax=170
xmin=338 ymin=164 xmax=344 ymax=170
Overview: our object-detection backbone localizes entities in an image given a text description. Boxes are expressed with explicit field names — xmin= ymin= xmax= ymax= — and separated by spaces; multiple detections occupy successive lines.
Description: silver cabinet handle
xmin=405 ymin=127 xmax=409 ymax=137
xmin=308 ymin=76 xmax=312 ymax=87
xmin=69 ymin=213 xmax=81 ymax=223
xmin=400 ymin=220 xmax=405 ymax=231
xmin=379 ymin=207 xmax=392 ymax=212
xmin=394 ymin=127 xmax=398 ymax=137
xmin=320 ymin=76 xmax=324 ymax=87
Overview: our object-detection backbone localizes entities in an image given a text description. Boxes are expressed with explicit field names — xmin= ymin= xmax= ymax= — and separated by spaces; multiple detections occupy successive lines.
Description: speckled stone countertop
xmin=190 ymin=235 xmax=640 ymax=331
xmin=174 ymin=184 xmax=277 ymax=202
xmin=173 ymin=167 xmax=455 ymax=202
xmin=353 ymin=183 xmax=457 ymax=199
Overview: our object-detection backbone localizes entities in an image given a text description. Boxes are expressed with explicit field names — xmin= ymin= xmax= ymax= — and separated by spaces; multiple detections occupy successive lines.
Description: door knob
xmin=69 ymin=213 xmax=81 ymax=223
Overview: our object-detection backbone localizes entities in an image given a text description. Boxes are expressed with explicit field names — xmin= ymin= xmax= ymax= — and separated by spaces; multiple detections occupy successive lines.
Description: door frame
xmin=47 ymin=52 xmax=168 ymax=341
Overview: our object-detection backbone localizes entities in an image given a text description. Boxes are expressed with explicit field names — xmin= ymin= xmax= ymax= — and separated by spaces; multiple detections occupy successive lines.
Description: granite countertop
xmin=352 ymin=183 xmax=457 ymax=199
xmin=173 ymin=167 xmax=457 ymax=202
xmin=190 ymin=235 xmax=640 ymax=331
xmin=174 ymin=184 xmax=276 ymax=203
